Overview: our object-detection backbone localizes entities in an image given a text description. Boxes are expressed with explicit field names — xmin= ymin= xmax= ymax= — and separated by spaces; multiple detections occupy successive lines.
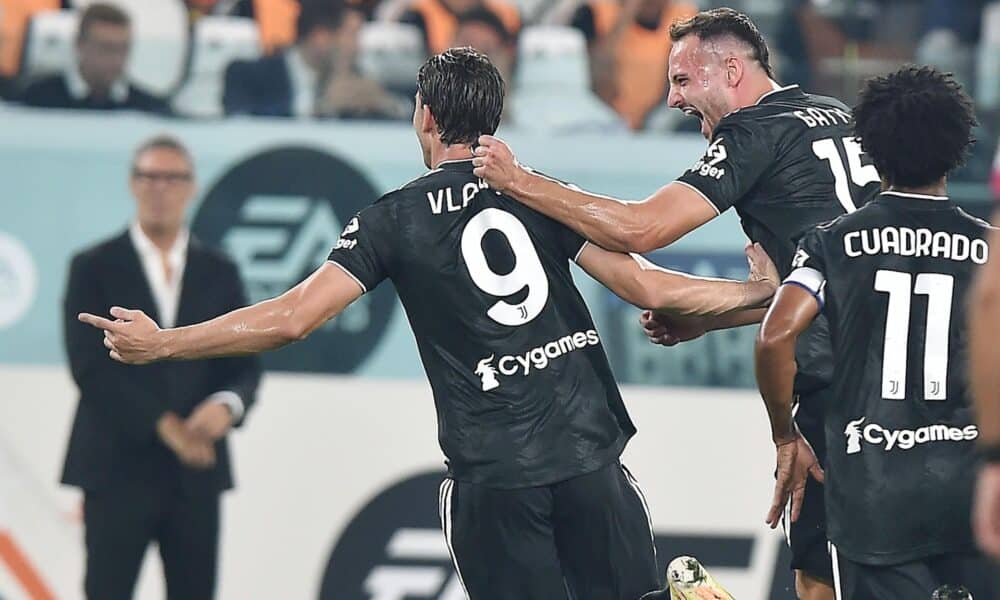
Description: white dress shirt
xmin=129 ymin=223 xmax=245 ymax=421
xmin=284 ymin=47 xmax=319 ymax=118
xmin=65 ymin=63 xmax=129 ymax=103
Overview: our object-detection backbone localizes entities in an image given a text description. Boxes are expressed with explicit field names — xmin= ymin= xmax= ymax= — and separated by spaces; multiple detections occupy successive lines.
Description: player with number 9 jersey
xmin=73 ymin=47 xmax=781 ymax=600
xmin=328 ymin=158 xmax=631 ymax=489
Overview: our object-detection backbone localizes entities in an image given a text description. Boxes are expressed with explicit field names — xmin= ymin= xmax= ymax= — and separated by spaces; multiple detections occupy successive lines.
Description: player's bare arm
xmin=970 ymin=220 xmax=1000 ymax=448
xmin=577 ymin=242 xmax=777 ymax=316
xmin=640 ymin=307 xmax=769 ymax=347
xmin=755 ymin=284 xmax=825 ymax=527
xmin=78 ymin=263 xmax=363 ymax=364
xmin=472 ymin=136 xmax=718 ymax=254
xmin=970 ymin=216 xmax=1000 ymax=559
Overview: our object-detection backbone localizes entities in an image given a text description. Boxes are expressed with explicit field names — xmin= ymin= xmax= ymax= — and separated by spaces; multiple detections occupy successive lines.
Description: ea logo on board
xmin=320 ymin=470 xmax=465 ymax=600
xmin=0 ymin=233 xmax=38 ymax=329
xmin=193 ymin=147 xmax=395 ymax=373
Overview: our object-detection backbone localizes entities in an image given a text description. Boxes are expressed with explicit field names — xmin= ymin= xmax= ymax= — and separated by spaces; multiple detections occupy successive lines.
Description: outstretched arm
xmin=473 ymin=137 xmax=718 ymax=254
xmin=576 ymin=242 xmax=778 ymax=316
xmin=78 ymin=263 xmax=364 ymax=364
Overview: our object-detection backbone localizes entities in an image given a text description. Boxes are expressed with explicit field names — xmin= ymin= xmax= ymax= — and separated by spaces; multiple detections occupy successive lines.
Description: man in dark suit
xmin=62 ymin=134 xmax=260 ymax=600
xmin=223 ymin=0 xmax=409 ymax=119
xmin=20 ymin=3 xmax=169 ymax=113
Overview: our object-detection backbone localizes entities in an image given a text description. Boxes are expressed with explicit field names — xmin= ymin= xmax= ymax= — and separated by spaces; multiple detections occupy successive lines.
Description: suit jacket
xmin=62 ymin=231 xmax=261 ymax=493
xmin=20 ymin=74 xmax=170 ymax=114
xmin=223 ymin=52 xmax=293 ymax=117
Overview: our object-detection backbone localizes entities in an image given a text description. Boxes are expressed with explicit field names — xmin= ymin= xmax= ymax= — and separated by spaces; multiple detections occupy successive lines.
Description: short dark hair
xmin=669 ymin=8 xmax=774 ymax=79
xmin=78 ymin=3 xmax=130 ymax=42
xmin=296 ymin=0 xmax=347 ymax=43
xmin=853 ymin=65 xmax=977 ymax=188
xmin=416 ymin=47 xmax=504 ymax=146
xmin=132 ymin=134 xmax=193 ymax=171
xmin=456 ymin=7 xmax=514 ymax=45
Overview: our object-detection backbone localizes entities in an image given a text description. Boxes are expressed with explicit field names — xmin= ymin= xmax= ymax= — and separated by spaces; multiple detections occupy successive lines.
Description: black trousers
xmin=439 ymin=462 xmax=660 ymax=600
xmin=831 ymin=548 xmax=1000 ymax=600
xmin=83 ymin=478 xmax=220 ymax=600
xmin=782 ymin=389 xmax=834 ymax=583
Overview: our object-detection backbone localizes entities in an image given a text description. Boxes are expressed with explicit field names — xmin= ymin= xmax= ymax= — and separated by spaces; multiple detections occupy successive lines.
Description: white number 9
xmin=461 ymin=208 xmax=550 ymax=326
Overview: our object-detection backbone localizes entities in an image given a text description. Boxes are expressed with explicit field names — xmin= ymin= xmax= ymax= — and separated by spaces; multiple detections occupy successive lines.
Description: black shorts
xmin=830 ymin=548 xmax=1000 ymax=599
xmin=438 ymin=462 xmax=660 ymax=600
xmin=781 ymin=389 xmax=833 ymax=583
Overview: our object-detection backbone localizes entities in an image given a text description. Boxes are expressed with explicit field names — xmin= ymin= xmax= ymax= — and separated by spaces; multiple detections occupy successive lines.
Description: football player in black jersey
xmin=77 ymin=48 xmax=779 ymax=600
xmin=757 ymin=66 xmax=996 ymax=599
xmin=471 ymin=8 xmax=880 ymax=598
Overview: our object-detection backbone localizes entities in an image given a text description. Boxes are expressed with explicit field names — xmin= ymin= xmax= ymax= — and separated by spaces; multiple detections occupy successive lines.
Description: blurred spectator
xmin=570 ymin=0 xmax=696 ymax=131
xmin=784 ymin=0 xmax=912 ymax=100
xmin=19 ymin=3 xmax=169 ymax=113
xmin=916 ymin=0 xmax=987 ymax=91
xmin=453 ymin=7 xmax=515 ymax=87
xmin=401 ymin=0 xmax=519 ymax=55
xmin=0 ymin=0 xmax=58 ymax=80
xmin=62 ymin=134 xmax=260 ymax=600
xmin=993 ymin=142 xmax=1000 ymax=201
xmin=224 ymin=0 xmax=408 ymax=118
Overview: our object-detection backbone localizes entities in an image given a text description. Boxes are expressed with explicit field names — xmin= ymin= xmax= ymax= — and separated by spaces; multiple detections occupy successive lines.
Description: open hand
xmin=745 ymin=242 xmax=780 ymax=288
xmin=766 ymin=433 xmax=824 ymax=529
xmin=78 ymin=307 xmax=163 ymax=364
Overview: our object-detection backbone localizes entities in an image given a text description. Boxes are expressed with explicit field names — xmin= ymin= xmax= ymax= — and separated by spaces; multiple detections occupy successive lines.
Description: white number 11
xmin=873 ymin=270 xmax=954 ymax=401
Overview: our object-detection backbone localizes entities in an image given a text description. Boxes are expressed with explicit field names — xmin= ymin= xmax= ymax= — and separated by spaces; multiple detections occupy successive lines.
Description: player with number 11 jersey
xmin=757 ymin=66 xmax=996 ymax=599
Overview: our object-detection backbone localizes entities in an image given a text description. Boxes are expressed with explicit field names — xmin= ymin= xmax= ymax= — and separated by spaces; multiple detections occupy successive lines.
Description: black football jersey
xmin=677 ymin=85 xmax=882 ymax=394
xmin=786 ymin=191 xmax=991 ymax=564
xmin=327 ymin=159 xmax=634 ymax=489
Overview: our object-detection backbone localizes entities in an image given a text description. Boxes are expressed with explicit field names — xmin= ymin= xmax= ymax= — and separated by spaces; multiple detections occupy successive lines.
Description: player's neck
xmin=887 ymin=178 xmax=947 ymax=198
xmin=431 ymin=143 xmax=475 ymax=169
xmin=740 ymin=77 xmax=783 ymax=109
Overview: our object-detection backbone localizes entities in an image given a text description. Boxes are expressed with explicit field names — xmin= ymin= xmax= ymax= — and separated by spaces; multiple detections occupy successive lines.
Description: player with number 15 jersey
xmin=324 ymin=49 xmax=779 ymax=599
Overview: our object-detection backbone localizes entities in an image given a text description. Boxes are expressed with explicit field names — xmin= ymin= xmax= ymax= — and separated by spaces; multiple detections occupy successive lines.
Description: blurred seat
xmin=511 ymin=25 xmax=625 ymax=133
xmin=172 ymin=16 xmax=261 ymax=117
xmin=0 ymin=0 xmax=60 ymax=78
xmin=977 ymin=1 xmax=1000 ymax=110
xmin=19 ymin=10 xmax=77 ymax=83
xmin=357 ymin=22 xmax=426 ymax=93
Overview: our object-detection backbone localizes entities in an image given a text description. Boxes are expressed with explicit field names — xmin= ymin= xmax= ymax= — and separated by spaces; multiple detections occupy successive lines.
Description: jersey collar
xmin=878 ymin=190 xmax=953 ymax=210
xmin=880 ymin=191 xmax=950 ymax=202
xmin=436 ymin=158 xmax=476 ymax=171
xmin=754 ymin=84 xmax=803 ymax=106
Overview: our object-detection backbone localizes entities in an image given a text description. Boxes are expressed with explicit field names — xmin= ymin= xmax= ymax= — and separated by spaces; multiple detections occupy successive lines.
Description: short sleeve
xmin=559 ymin=225 xmax=588 ymax=263
xmin=523 ymin=166 xmax=589 ymax=262
xmin=783 ymin=227 xmax=828 ymax=307
xmin=675 ymin=120 xmax=772 ymax=214
xmin=326 ymin=202 xmax=396 ymax=293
